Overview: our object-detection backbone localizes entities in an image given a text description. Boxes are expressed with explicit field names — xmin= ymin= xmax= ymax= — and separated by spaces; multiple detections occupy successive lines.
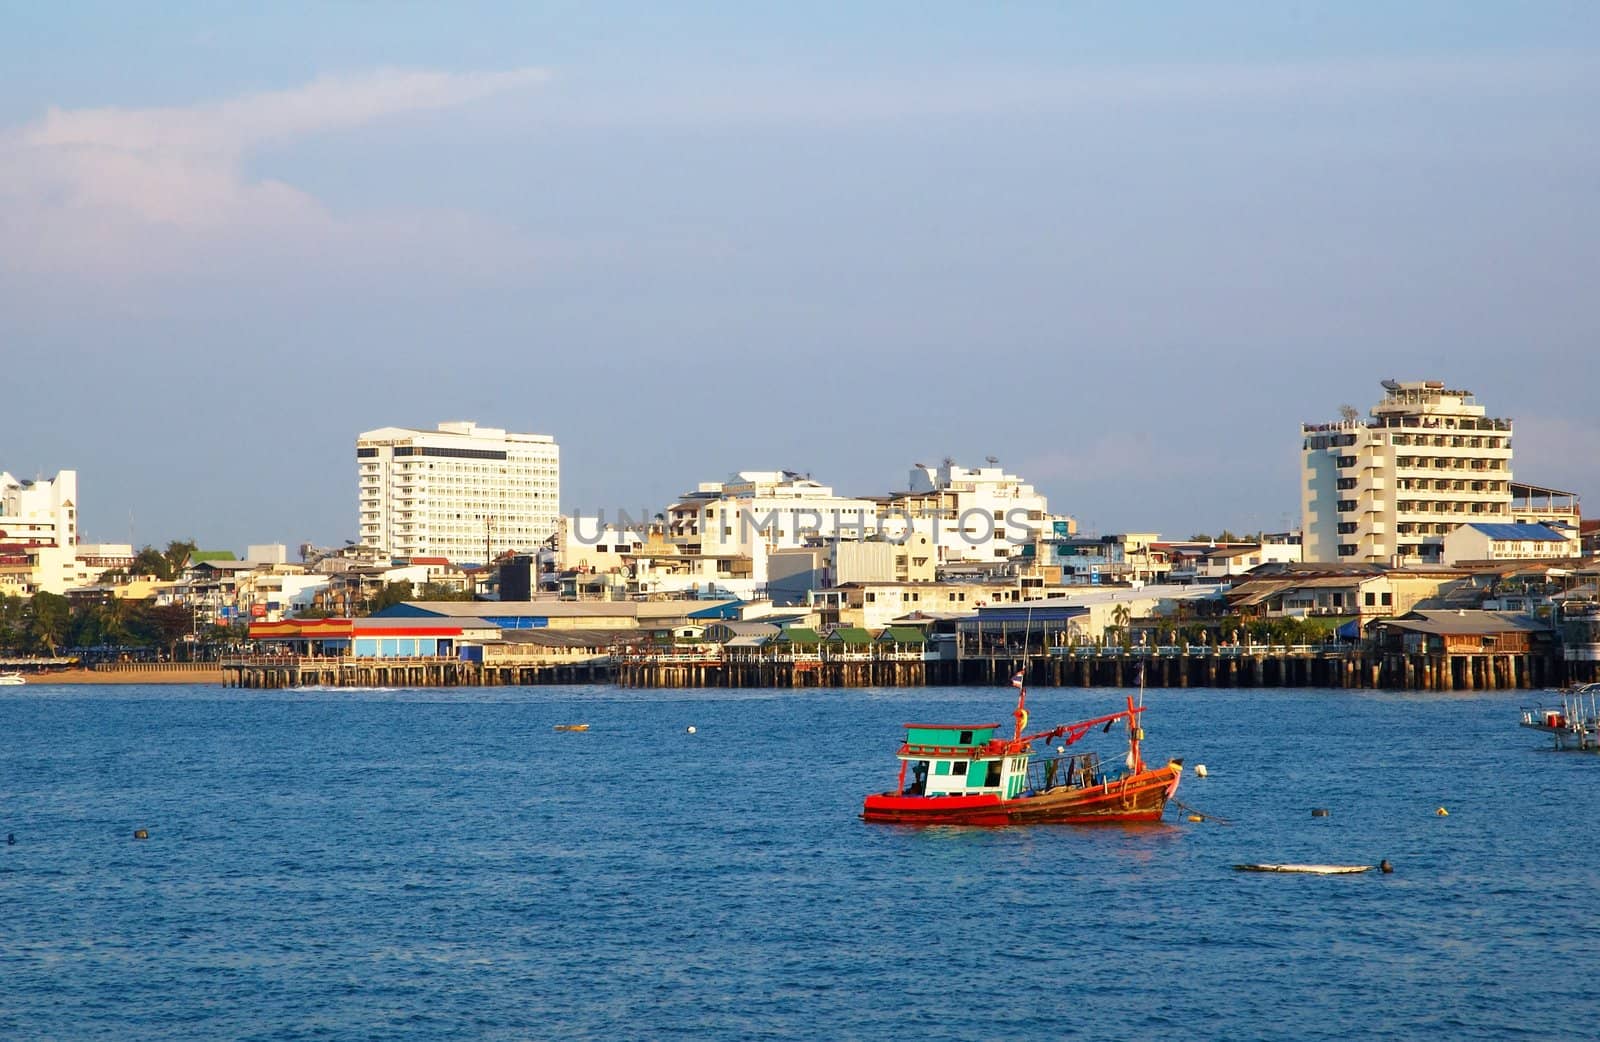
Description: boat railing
xmin=1027 ymin=752 xmax=1105 ymax=792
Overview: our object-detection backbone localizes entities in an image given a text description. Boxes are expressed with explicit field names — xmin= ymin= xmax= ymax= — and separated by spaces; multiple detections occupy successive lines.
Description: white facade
xmin=357 ymin=421 xmax=559 ymax=565
xmin=880 ymin=461 xmax=1053 ymax=563
xmin=0 ymin=470 xmax=77 ymax=549
xmin=1302 ymin=381 xmax=1513 ymax=565
xmin=693 ymin=472 xmax=878 ymax=578
xmin=1442 ymin=522 xmax=1578 ymax=565
xmin=561 ymin=514 xmax=647 ymax=573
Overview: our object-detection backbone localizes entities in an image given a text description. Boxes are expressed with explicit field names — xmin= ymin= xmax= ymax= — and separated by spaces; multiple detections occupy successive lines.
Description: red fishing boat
xmin=861 ymin=674 xmax=1183 ymax=826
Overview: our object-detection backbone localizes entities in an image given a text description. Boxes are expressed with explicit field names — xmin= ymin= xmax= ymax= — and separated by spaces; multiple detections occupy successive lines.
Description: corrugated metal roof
xmin=1461 ymin=523 xmax=1570 ymax=542
xmin=1369 ymin=610 xmax=1550 ymax=636
xmin=499 ymin=629 xmax=616 ymax=648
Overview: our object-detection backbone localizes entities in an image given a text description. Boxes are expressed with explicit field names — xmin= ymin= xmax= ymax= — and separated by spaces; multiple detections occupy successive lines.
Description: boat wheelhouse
xmin=1520 ymin=683 xmax=1600 ymax=751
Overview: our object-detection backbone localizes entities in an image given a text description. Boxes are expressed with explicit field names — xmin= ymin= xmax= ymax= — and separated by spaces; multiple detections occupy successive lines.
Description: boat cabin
xmin=897 ymin=724 xmax=1031 ymax=799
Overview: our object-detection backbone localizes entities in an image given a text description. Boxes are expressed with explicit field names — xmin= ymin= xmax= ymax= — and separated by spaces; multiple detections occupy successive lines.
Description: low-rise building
xmin=1441 ymin=522 xmax=1579 ymax=565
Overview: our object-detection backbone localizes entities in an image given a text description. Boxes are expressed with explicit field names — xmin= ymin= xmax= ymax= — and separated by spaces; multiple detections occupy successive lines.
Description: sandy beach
xmin=22 ymin=668 xmax=226 ymax=686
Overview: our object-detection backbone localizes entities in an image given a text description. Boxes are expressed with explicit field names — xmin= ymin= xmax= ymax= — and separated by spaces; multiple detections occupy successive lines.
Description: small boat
xmin=0 ymin=671 xmax=24 ymax=686
xmin=1235 ymin=864 xmax=1372 ymax=875
xmin=553 ymin=723 xmax=590 ymax=732
xmin=861 ymin=677 xmax=1182 ymax=826
xmin=1520 ymin=684 xmax=1600 ymax=751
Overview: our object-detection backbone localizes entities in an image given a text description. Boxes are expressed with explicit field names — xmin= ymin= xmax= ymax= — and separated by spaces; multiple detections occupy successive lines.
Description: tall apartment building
xmin=1302 ymin=380 xmax=1512 ymax=565
xmin=0 ymin=470 xmax=77 ymax=549
xmin=356 ymin=421 xmax=559 ymax=565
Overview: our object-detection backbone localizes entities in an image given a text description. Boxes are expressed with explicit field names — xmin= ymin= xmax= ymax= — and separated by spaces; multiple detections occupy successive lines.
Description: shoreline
xmin=21 ymin=668 xmax=225 ymax=686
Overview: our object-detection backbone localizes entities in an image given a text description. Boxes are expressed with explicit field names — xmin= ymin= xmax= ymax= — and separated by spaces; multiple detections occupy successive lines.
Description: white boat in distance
xmin=0 ymin=671 xmax=25 ymax=686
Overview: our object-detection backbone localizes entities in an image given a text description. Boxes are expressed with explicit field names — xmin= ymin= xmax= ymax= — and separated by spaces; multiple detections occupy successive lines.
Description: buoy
xmin=1055 ymin=745 xmax=1065 ymax=754
xmin=133 ymin=829 xmax=149 ymax=840
xmin=686 ymin=725 xmax=697 ymax=735
xmin=1435 ymin=807 xmax=1448 ymax=816
xmin=1195 ymin=764 xmax=1208 ymax=778
xmin=1311 ymin=808 xmax=1330 ymax=817
xmin=1187 ymin=814 xmax=1204 ymax=822
xmin=1380 ymin=859 xmax=1394 ymax=873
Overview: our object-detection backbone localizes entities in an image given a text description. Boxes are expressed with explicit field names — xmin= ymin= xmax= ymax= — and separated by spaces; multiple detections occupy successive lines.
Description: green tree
xmin=370 ymin=581 xmax=415 ymax=614
xmin=163 ymin=540 xmax=198 ymax=578
xmin=0 ymin=595 xmax=28 ymax=653
xmin=417 ymin=582 xmax=473 ymax=602
xmin=144 ymin=603 xmax=196 ymax=661
xmin=132 ymin=545 xmax=172 ymax=579
xmin=1109 ymin=603 xmax=1133 ymax=648
xmin=27 ymin=592 xmax=72 ymax=655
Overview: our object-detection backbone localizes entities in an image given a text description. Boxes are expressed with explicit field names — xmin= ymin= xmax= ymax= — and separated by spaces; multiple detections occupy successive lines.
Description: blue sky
xmin=3 ymin=2 xmax=1597 ymax=551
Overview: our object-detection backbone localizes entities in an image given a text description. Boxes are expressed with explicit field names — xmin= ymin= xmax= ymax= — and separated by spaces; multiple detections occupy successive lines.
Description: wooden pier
xmin=220 ymin=655 xmax=610 ymax=689
xmin=218 ymin=642 xmax=1567 ymax=692
xmin=618 ymin=642 xmax=1564 ymax=692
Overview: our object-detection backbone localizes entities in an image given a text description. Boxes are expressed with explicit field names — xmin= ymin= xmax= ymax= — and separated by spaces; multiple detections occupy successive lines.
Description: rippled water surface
xmin=2 ymin=683 xmax=1595 ymax=1040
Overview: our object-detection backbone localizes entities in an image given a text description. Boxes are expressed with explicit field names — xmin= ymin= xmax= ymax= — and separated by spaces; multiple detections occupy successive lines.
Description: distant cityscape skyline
xmin=5 ymin=5 xmax=1596 ymax=551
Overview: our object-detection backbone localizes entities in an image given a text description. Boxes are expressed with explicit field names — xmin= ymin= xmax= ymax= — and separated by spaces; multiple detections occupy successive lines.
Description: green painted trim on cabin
xmin=906 ymin=725 xmax=995 ymax=748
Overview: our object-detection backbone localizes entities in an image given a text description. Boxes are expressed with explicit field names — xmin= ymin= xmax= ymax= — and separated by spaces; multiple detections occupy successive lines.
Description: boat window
xmin=951 ymin=761 xmax=967 ymax=776
xmin=959 ymin=730 xmax=973 ymax=744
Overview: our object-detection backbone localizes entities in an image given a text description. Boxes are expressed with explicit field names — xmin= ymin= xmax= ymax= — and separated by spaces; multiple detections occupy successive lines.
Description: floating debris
xmin=686 ymin=725 xmax=697 ymax=735
xmin=133 ymin=829 xmax=149 ymax=840
xmin=1435 ymin=807 xmax=1449 ymax=816
xmin=553 ymin=724 xmax=590 ymax=732
xmin=1195 ymin=764 xmax=1208 ymax=778
xmin=1311 ymin=808 xmax=1330 ymax=817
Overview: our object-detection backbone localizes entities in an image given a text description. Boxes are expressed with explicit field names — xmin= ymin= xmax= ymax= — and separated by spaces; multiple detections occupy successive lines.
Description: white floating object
xmin=1056 ymin=745 xmax=1066 ymax=754
xmin=686 ymin=725 xmax=697 ymax=734
xmin=1234 ymin=863 xmax=1373 ymax=875
xmin=1195 ymin=764 xmax=1208 ymax=778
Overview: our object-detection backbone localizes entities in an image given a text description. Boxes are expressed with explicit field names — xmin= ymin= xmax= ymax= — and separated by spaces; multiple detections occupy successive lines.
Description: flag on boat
xmin=1011 ymin=670 xmax=1025 ymax=689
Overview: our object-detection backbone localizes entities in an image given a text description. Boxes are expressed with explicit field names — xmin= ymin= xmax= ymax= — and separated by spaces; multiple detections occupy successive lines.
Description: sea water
xmin=1 ymin=684 xmax=1594 ymax=1041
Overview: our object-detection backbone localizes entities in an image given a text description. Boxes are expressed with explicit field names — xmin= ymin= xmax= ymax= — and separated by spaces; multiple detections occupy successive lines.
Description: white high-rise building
xmin=879 ymin=460 xmax=1054 ymax=562
xmin=357 ymin=421 xmax=559 ymax=564
xmin=1301 ymin=380 xmax=1513 ymax=565
xmin=0 ymin=469 xmax=77 ymax=549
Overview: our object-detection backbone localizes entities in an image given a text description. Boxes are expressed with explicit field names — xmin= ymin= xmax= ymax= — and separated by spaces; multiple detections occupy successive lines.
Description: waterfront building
xmin=559 ymin=514 xmax=647 ymax=574
xmin=671 ymin=471 xmax=879 ymax=572
xmin=876 ymin=460 xmax=1060 ymax=564
xmin=1302 ymin=380 xmax=1514 ymax=565
xmin=1441 ymin=521 xmax=1579 ymax=566
xmin=1226 ymin=564 xmax=1464 ymax=622
xmin=356 ymin=421 xmax=559 ymax=565
xmin=767 ymin=534 xmax=938 ymax=605
xmin=1031 ymin=530 xmax=1170 ymax=586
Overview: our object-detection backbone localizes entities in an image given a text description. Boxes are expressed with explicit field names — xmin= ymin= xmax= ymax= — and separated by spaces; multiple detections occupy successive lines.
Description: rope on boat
xmin=1172 ymin=798 xmax=1233 ymax=826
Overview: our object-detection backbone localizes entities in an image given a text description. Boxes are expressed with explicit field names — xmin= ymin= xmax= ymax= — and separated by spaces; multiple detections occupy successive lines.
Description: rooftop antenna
xmin=986 ymin=455 xmax=999 ymax=467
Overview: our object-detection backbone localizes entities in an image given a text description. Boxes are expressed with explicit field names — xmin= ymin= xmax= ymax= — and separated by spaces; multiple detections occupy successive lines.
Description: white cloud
xmin=0 ymin=68 xmax=549 ymax=275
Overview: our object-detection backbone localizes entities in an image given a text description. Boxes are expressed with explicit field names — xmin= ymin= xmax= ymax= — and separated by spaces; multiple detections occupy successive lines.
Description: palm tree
xmin=1110 ymin=603 xmax=1132 ymax=647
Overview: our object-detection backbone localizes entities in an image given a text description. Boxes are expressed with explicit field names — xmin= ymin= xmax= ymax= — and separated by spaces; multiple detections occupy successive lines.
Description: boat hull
xmin=861 ymin=762 xmax=1182 ymax=826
